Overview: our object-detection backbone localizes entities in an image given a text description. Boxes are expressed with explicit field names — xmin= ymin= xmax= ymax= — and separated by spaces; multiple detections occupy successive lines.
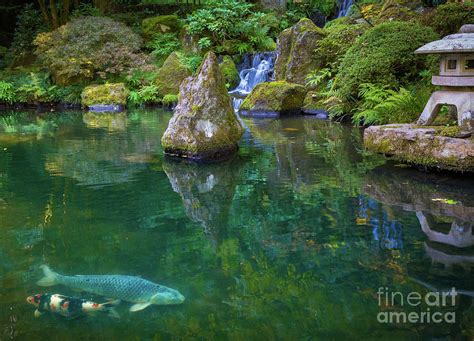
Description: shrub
xmin=128 ymin=84 xmax=160 ymax=105
xmin=315 ymin=22 xmax=367 ymax=71
xmin=185 ymin=0 xmax=275 ymax=54
xmin=423 ymin=2 xmax=474 ymax=36
xmin=352 ymin=83 xmax=432 ymax=125
xmin=34 ymin=16 xmax=147 ymax=85
xmin=162 ymin=94 xmax=179 ymax=106
xmin=335 ymin=21 xmax=439 ymax=103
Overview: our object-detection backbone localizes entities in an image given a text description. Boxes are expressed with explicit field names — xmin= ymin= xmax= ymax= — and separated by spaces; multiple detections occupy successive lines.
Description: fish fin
xmin=36 ymin=265 xmax=58 ymax=287
xmin=102 ymin=299 xmax=121 ymax=308
xmin=34 ymin=309 xmax=44 ymax=318
xmin=130 ymin=302 xmax=151 ymax=312
xmin=107 ymin=307 xmax=120 ymax=319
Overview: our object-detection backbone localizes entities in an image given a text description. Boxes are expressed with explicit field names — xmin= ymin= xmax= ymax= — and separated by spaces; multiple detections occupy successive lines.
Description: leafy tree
xmin=34 ymin=16 xmax=147 ymax=85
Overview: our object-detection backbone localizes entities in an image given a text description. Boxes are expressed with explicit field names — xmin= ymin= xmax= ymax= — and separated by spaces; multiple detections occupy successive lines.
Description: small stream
xmin=229 ymin=52 xmax=275 ymax=111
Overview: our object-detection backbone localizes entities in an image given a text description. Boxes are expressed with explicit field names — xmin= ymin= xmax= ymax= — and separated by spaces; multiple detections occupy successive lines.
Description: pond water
xmin=0 ymin=109 xmax=473 ymax=339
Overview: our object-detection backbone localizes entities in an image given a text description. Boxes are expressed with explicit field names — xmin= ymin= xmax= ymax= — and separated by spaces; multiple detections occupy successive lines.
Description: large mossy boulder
xmin=364 ymin=124 xmax=474 ymax=172
xmin=161 ymin=52 xmax=243 ymax=160
xmin=81 ymin=83 xmax=129 ymax=107
xmin=154 ymin=52 xmax=192 ymax=96
xmin=219 ymin=56 xmax=240 ymax=89
xmin=142 ymin=15 xmax=180 ymax=41
xmin=239 ymin=81 xmax=306 ymax=116
xmin=274 ymin=18 xmax=325 ymax=85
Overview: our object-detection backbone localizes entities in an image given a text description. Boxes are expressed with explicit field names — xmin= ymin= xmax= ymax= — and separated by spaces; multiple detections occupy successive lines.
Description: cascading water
xmin=337 ymin=0 xmax=353 ymax=17
xmin=229 ymin=52 xmax=275 ymax=111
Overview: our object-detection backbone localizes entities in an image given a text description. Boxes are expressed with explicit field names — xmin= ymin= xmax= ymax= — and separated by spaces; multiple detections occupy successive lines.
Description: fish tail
xmin=102 ymin=299 xmax=121 ymax=319
xmin=36 ymin=265 xmax=59 ymax=287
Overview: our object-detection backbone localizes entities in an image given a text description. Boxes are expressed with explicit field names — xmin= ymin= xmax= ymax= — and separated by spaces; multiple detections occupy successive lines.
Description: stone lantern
xmin=415 ymin=24 xmax=474 ymax=131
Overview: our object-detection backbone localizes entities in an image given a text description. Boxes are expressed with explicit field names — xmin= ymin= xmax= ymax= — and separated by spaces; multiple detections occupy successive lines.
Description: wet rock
xmin=154 ymin=52 xmax=191 ymax=97
xmin=274 ymin=18 xmax=325 ymax=85
xmin=364 ymin=124 xmax=474 ymax=172
xmin=81 ymin=83 xmax=129 ymax=108
xmin=239 ymin=81 xmax=306 ymax=116
xmin=161 ymin=52 xmax=243 ymax=160
xmin=142 ymin=15 xmax=180 ymax=42
xmin=219 ymin=56 xmax=240 ymax=90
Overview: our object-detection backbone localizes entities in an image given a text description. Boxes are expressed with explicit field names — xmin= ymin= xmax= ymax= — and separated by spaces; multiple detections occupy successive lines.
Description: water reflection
xmin=364 ymin=166 xmax=474 ymax=298
xmin=163 ymin=157 xmax=244 ymax=246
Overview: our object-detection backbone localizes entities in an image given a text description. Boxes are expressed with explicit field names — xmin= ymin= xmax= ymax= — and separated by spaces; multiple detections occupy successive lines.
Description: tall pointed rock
xmin=161 ymin=52 xmax=243 ymax=160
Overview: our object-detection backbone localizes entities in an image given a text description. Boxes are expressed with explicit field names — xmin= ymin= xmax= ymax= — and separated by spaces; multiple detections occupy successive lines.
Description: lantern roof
xmin=415 ymin=25 xmax=474 ymax=54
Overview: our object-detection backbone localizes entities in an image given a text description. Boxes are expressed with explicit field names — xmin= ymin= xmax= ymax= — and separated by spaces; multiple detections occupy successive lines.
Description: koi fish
xmin=26 ymin=293 xmax=120 ymax=318
xmin=37 ymin=265 xmax=185 ymax=312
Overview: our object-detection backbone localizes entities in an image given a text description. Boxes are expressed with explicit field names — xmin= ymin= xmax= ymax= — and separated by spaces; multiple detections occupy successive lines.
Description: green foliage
xmin=71 ymin=3 xmax=102 ymax=18
xmin=290 ymin=0 xmax=339 ymax=17
xmin=177 ymin=52 xmax=204 ymax=75
xmin=185 ymin=0 xmax=275 ymax=54
xmin=335 ymin=21 xmax=439 ymax=105
xmin=7 ymin=4 xmax=47 ymax=66
xmin=0 ymin=81 xmax=15 ymax=104
xmin=0 ymin=69 xmax=84 ymax=104
xmin=128 ymin=84 xmax=160 ymax=105
xmin=147 ymin=33 xmax=181 ymax=62
xmin=423 ymin=2 xmax=474 ymax=36
xmin=162 ymin=94 xmax=179 ymax=105
xmin=352 ymin=83 xmax=431 ymax=125
xmin=315 ymin=22 xmax=367 ymax=71
xmin=305 ymin=68 xmax=332 ymax=87
xmin=34 ymin=16 xmax=146 ymax=85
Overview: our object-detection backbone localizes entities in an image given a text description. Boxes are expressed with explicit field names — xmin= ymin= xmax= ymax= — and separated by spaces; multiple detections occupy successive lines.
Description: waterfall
xmin=229 ymin=52 xmax=275 ymax=111
xmin=337 ymin=0 xmax=353 ymax=17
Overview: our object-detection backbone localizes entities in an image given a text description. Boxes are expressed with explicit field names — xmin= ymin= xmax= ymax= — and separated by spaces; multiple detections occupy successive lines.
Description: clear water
xmin=0 ymin=109 xmax=473 ymax=339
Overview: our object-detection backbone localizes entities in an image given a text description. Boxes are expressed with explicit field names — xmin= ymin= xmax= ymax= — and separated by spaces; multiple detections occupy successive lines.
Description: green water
xmin=0 ymin=109 xmax=473 ymax=340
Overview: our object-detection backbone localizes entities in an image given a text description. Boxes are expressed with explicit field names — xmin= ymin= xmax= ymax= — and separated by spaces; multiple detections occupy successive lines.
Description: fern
xmin=0 ymin=81 xmax=15 ymax=104
xmin=305 ymin=68 xmax=332 ymax=87
xmin=353 ymin=83 xmax=431 ymax=125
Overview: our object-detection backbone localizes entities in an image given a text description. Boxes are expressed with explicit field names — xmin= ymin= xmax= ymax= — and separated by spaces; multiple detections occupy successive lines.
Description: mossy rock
xmin=161 ymin=52 xmax=243 ymax=160
xmin=154 ymin=52 xmax=192 ymax=97
xmin=239 ymin=81 xmax=306 ymax=115
xmin=303 ymin=90 xmax=322 ymax=111
xmin=81 ymin=83 xmax=129 ymax=107
xmin=142 ymin=15 xmax=180 ymax=41
xmin=274 ymin=18 xmax=325 ymax=85
xmin=364 ymin=124 xmax=474 ymax=172
xmin=219 ymin=56 xmax=240 ymax=90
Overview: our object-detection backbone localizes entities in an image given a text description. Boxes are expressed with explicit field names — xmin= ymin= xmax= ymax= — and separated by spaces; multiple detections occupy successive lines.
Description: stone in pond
xmin=239 ymin=81 xmax=306 ymax=117
xmin=364 ymin=124 xmax=474 ymax=172
xmin=81 ymin=83 xmax=129 ymax=108
xmin=161 ymin=52 xmax=243 ymax=160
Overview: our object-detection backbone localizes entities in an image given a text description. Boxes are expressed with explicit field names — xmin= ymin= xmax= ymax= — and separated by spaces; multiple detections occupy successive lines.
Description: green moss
xmin=142 ymin=15 xmax=180 ymax=42
xmin=154 ymin=52 xmax=192 ymax=97
xmin=364 ymin=127 xmax=474 ymax=172
xmin=240 ymin=81 xmax=306 ymax=113
xmin=81 ymin=83 xmax=129 ymax=106
xmin=219 ymin=56 xmax=240 ymax=89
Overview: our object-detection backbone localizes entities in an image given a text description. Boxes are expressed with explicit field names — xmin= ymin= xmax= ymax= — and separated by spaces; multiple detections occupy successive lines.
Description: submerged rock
xmin=154 ymin=52 xmax=191 ymax=97
xmin=239 ymin=81 xmax=306 ymax=117
xmin=81 ymin=83 xmax=129 ymax=108
xmin=364 ymin=124 xmax=474 ymax=172
xmin=274 ymin=18 xmax=325 ymax=85
xmin=161 ymin=52 xmax=243 ymax=160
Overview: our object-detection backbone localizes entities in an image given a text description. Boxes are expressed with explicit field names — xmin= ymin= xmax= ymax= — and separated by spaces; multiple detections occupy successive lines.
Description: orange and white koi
xmin=26 ymin=294 xmax=120 ymax=318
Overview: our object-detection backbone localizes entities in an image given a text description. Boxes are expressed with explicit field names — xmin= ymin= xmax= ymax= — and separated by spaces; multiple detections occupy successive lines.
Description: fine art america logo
xmin=377 ymin=287 xmax=457 ymax=324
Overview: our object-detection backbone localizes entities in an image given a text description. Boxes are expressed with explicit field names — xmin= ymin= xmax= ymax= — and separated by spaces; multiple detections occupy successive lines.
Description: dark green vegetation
xmin=0 ymin=0 xmax=473 ymax=126
xmin=0 ymin=109 xmax=473 ymax=338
